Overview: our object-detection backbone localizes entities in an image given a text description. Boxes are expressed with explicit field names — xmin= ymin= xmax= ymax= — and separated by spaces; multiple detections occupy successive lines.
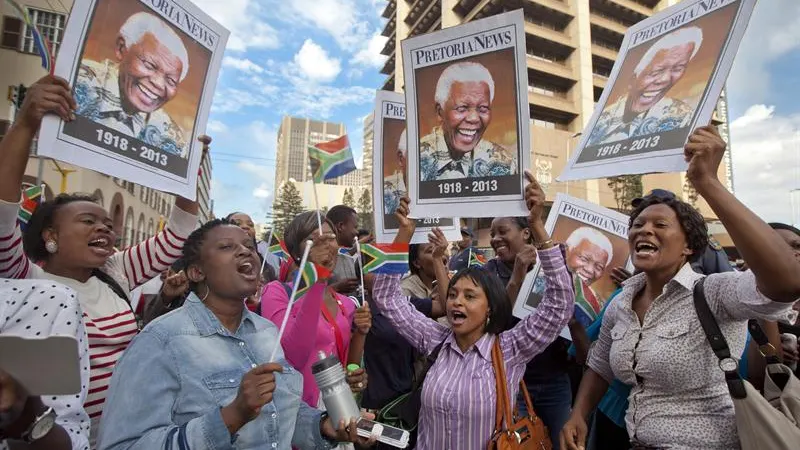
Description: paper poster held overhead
xmin=401 ymin=10 xmax=531 ymax=219
xmin=559 ymin=0 xmax=757 ymax=182
xmin=37 ymin=0 xmax=230 ymax=199
xmin=371 ymin=90 xmax=461 ymax=244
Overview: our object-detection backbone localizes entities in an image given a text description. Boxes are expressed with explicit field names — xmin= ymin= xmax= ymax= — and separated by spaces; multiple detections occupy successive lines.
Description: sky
xmin=201 ymin=0 xmax=800 ymax=226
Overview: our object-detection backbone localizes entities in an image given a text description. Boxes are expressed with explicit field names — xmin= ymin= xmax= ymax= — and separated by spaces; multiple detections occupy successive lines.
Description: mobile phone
xmin=356 ymin=418 xmax=409 ymax=448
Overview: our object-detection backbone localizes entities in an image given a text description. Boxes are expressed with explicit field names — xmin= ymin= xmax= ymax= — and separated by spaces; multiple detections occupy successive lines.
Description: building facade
xmin=361 ymin=112 xmax=375 ymax=192
xmin=1 ymin=0 xmax=212 ymax=247
xmin=379 ymin=0 xmax=732 ymax=230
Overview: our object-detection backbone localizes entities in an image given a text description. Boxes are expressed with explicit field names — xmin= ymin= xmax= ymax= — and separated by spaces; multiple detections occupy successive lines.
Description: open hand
xmin=17 ymin=75 xmax=76 ymax=130
xmin=684 ymin=125 xmax=725 ymax=189
xmin=429 ymin=228 xmax=449 ymax=259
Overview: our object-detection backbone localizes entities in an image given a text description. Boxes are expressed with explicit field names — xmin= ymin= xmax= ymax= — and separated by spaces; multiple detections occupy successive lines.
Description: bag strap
xmin=747 ymin=319 xmax=781 ymax=365
xmin=492 ymin=338 xmax=513 ymax=433
xmin=692 ymin=278 xmax=748 ymax=399
xmin=413 ymin=339 xmax=447 ymax=390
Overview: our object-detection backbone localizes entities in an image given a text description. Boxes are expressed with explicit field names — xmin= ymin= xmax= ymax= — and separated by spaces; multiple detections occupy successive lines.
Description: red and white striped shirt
xmin=0 ymin=199 xmax=197 ymax=447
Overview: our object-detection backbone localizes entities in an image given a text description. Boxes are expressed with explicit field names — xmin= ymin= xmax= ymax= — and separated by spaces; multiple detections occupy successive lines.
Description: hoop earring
xmin=200 ymin=285 xmax=210 ymax=302
xmin=45 ymin=240 xmax=58 ymax=254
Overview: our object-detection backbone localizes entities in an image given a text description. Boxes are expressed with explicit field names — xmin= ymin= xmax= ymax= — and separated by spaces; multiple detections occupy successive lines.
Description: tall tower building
xmin=379 ymin=0 xmax=732 ymax=220
xmin=274 ymin=116 xmax=348 ymax=188
xmin=362 ymin=112 xmax=375 ymax=191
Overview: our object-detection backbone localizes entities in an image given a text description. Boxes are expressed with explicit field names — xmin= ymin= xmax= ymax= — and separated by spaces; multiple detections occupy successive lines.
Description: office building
xmin=1 ymin=0 xmax=212 ymax=247
xmin=362 ymin=112 xmax=375 ymax=190
xmin=379 ymin=0 xmax=732 ymax=235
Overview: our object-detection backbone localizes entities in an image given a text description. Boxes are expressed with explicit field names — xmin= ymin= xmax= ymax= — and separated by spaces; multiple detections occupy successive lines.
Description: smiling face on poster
xmin=559 ymin=0 xmax=756 ymax=182
xmin=513 ymin=194 xmax=631 ymax=339
xmin=37 ymin=0 xmax=229 ymax=199
xmin=372 ymin=90 xmax=461 ymax=244
xmin=402 ymin=10 xmax=530 ymax=219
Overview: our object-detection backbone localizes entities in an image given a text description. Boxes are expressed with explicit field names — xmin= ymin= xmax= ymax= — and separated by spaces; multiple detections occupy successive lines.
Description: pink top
xmin=260 ymin=281 xmax=356 ymax=406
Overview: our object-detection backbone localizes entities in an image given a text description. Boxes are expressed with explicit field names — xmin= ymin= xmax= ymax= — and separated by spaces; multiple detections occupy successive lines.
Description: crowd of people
xmin=1 ymin=75 xmax=799 ymax=450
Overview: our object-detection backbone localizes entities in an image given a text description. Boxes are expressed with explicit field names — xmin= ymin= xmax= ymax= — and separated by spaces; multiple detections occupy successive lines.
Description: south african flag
xmin=468 ymin=250 xmax=487 ymax=267
xmin=361 ymin=243 xmax=409 ymax=274
xmin=18 ymin=185 xmax=43 ymax=232
xmin=268 ymin=234 xmax=289 ymax=261
xmin=308 ymin=135 xmax=357 ymax=183
xmin=293 ymin=262 xmax=332 ymax=301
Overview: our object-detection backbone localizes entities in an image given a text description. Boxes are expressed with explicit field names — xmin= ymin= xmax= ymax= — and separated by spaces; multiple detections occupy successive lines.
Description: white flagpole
xmin=308 ymin=163 xmax=323 ymax=233
xmin=468 ymin=247 xmax=472 ymax=267
xmin=354 ymin=236 xmax=365 ymax=307
xmin=259 ymin=227 xmax=274 ymax=286
xmin=270 ymin=240 xmax=313 ymax=361
xmin=40 ymin=184 xmax=46 ymax=202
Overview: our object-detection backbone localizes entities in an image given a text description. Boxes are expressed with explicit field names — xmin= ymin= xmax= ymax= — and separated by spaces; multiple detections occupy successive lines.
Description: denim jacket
xmin=97 ymin=293 xmax=335 ymax=450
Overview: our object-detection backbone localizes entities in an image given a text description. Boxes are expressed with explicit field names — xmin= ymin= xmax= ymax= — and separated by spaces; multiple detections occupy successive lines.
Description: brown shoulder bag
xmin=488 ymin=338 xmax=552 ymax=450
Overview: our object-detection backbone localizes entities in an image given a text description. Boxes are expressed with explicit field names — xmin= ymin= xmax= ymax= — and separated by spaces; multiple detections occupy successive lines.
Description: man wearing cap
xmin=631 ymin=189 xmax=733 ymax=275
xmin=448 ymin=227 xmax=484 ymax=271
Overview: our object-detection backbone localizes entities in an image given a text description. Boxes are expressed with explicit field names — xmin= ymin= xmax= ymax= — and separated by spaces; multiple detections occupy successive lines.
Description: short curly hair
xmin=629 ymin=196 xmax=708 ymax=262
xmin=181 ymin=218 xmax=232 ymax=288
xmin=23 ymin=193 xmax=99 ymax=262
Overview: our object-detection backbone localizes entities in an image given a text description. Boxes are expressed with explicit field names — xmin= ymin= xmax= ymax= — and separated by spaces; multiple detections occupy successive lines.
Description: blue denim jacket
xmin=97 ymin=293 xmax=334 ymax=450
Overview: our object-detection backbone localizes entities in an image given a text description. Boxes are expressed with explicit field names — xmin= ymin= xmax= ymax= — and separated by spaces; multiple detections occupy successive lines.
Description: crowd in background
xmin=1 ymin=76 xmax=800 ymax=450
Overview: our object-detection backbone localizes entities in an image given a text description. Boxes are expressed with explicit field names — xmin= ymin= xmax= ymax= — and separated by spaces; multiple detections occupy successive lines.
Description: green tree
xmin=272 ymin=182 xmax=305 ymax=236
xmin=607 ymin=175 xmax=643 ymax=213
xmin=356 ymin=188 xmax=373 ymax=232
xmin=342 ymin=187 xmax=356 ymax=209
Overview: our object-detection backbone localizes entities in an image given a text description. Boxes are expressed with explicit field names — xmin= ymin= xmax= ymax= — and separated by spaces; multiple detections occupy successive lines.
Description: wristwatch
xmin=20 ymin=407 xmax=56 ymax=442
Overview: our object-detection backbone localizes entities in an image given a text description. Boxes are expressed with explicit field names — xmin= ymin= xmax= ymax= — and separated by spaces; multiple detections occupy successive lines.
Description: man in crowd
xmin=420 ymin=61 xmax=516 ymax=181
xmin=0 ymin=279 xmax=90 ymax=449
xmin=384 ymin=129 xmax=408 ymax=216
xmin=74 ymin=11 xmax=190 ymax=157
xmin=327 ymin=205 xmax=361 ymax=296
xmin=587 ymin=26 xmax=703 ymax=146
xmin=448 ymin=226 xmax=483 ymax=271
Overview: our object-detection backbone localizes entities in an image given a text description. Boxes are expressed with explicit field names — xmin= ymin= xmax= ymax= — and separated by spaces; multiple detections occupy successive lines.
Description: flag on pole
xmin=308 ymin=135 xmax=357 ymax=183
xmin=294 ymin=262 xmax=331 ymax=301
xmin=268 ymin=234 xmax=289 ymax=261
xmin=4 ymin=0 xmax=54 ymax=73
xmin=18 ymin=185 xmax=43 ymax=232
xmin=361 ymin=243 xmax=409 ymax=275
xmin=468 ymin=251 xmax=487 ymax=267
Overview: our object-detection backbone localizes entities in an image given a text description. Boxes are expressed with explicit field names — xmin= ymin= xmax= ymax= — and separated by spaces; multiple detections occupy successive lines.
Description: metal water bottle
xmin=312 ymin=351 xmax=360 ymax=429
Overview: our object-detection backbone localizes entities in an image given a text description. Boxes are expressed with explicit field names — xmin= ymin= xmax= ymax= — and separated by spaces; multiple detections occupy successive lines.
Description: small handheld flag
xmin=4 ymin=0 xmax=54 ymax=73
xmin=308 ymin=135 xmax=357 ymax=183
xmin=268 ymin=233 xmax=289 ymax=261
xmin=468 ymin=248 xmax=486 ymax=267
xmin=18 ymin=185 xmax=44 ymax=232
xmin=361 ymin=243 xmax=409 ymax=275
xmin=293 ymin=262 xmax=332 ymax=301
xmin=270 ymin=240 xmax=313 ymax=361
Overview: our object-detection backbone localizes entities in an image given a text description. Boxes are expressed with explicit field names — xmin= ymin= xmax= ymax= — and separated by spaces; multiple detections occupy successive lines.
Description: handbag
xmin=692 ymin=278 xmax=800 ymax=450
xmin=376 ymin=340 xmax=446 ymax=434
xmin=488 ymin=338 xmax=552 ymax=450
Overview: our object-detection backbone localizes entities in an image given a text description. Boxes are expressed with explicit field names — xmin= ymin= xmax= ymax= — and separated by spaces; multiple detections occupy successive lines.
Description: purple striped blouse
xmin=372 ymin=245 xmax=574 ymax=450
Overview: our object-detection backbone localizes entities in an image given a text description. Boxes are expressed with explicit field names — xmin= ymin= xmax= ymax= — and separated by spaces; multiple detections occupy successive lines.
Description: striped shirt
xmin=371 ymin=245 xmax=574 ymax=450
xmin=0 ymin=198 xmax=196 ymax=447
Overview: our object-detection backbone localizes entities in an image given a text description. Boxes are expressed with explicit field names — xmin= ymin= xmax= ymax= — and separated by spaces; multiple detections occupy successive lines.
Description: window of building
xmin=22 ymin=8 xmax=66 ymax=55
xmin=1 ymin=16 xmax=22 ymax=49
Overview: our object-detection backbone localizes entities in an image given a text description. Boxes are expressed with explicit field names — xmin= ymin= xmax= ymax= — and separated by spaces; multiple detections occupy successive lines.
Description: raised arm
xmin=429 ymin=228 xmax=451 ymax=318
xmin=501 ymin=171 xmax=574 ymax=366
xmin=0 ymin=76 xmax=75 ymax=280
xmin=686 ymin=126 xmax=800 ymax=302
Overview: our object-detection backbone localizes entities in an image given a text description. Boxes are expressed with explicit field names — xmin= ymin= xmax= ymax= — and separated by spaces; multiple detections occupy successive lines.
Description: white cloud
xmin=287 ymin=0 xmax=371 ymax=48
xmin=293 ymin=40 xmax=342 ymax=83
xmin=728 ymin=0 xmax=800 ymax=106
xmin=206 ymin=119 xmax=229 ymax=134
xmin=247 ymin=121 xmax=278 ymax=156
xmin=730 ymin=104 xmax=800 ymax=223
xmin=192 ymin=0 xmax=279 ymax=51
xmin=252 ymin=183 xmax=271 ymax=199
xmin=222 ymin=56 xmax=265 ymax=73
xmin=351 ymin=32 xmax=388 ymax=68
